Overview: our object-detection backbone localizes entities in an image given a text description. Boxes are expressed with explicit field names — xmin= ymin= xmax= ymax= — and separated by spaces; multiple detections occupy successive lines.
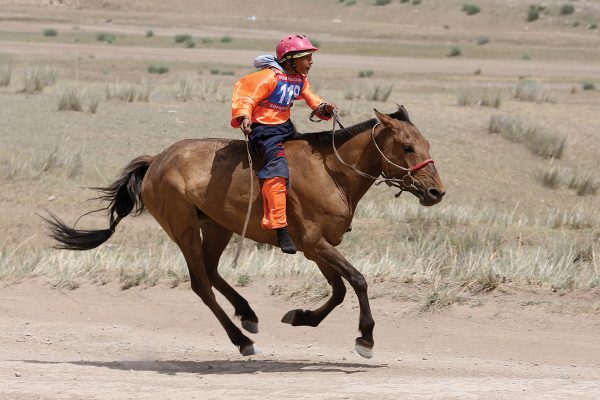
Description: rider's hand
xmin=322 ymin=102 xmax=337 ymax=116
xmin=239 ymin=117 xmax=252 ymax=136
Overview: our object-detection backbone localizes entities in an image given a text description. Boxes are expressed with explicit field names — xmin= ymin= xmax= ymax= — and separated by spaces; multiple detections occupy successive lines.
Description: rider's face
xmin=292 ymin=54 xmax=313 ymax=75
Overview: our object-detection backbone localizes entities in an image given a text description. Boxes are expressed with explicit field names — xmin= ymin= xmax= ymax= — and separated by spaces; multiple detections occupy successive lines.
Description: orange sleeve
xmin=299 ymin=78 xmax=325 ymax=110
xmin=231 ymin=69 xmax=277 ymax=128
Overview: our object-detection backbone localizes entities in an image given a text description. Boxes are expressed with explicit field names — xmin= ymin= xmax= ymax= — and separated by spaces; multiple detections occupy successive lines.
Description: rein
xmin=312 ymin=109 xmax=434 ymax=198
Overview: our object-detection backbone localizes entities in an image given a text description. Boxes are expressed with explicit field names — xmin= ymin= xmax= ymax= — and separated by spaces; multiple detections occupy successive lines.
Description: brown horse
xmin=45 ymin=106 xmax=445 ymax=358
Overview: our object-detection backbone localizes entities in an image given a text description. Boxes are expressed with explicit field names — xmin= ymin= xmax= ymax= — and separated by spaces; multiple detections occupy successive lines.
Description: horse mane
xmin=293 ymin=109 xmax=410 ymax=148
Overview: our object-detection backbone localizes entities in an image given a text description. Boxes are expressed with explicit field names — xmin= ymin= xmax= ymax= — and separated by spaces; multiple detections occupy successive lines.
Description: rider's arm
xmin=231 ymin=69 xmax=276 ymax=128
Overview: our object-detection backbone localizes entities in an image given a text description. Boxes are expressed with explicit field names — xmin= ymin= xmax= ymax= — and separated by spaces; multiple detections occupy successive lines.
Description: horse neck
xmin=326 ymin=128 xmax=383 ymax=209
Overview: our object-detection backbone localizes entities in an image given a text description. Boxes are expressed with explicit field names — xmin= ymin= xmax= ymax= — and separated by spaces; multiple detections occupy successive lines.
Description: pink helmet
xmin=276 ymin=34 xmax=318 ymax=62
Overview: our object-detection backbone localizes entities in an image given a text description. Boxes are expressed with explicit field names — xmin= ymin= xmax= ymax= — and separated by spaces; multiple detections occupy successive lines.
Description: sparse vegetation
xmin=96 ymin=32 xmax=116 ymax=43
xmin=0 ymin=63 xmax=11 ymax=87
xmin=559 ymin=4 xmax=575 ymax=16
xmin=145 ymin=29 xmax=154 ymax=38
xmin=106 ymin=80 xmax=152 ymax=102
xmin=220 ymin=35 xmax=233 ymax=43
xmin=527 ymin=5 xmax=543 ymax=22
xmin=462 ymin=4 xmax=481 ymax=15
xmin=43 ymin=28 xmax=58 ymax=37
xmin=457 ymin=90 xmax=501 ymax=108
xmin=57 ymin=85 xmax=85 ymax=112
xmin=489 ymin=114 xmax=566 ymax=159
xmin=582 ymin=81 xmax=596 ymax=91
xmin=174 ymin=34 xmax=192 ymax=43
xmin=175 ymin=76 xmax=195 ymax=101
xmin=476 ymin=36 xmax=489 ymax=45
xmin=375 ymin=0 xmax=392 ymax=5
xmin=183 ymin=37 xmax=196 ymax=48
xmin=22 ymin=65 xmax=57 ymax=93
xmin=448 ymin=46 xmax=462 ymax=57
xmin=515 ymin=79 xmax=554 ymax=103
xmin=148 ymin=64 xmax=169 ymax=74
xmin=358 ymin=69 xmax=374 ymax=78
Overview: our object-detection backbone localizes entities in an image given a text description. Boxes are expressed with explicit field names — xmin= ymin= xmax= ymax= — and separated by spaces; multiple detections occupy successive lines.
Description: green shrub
xmin=448 ymin=46 xmax=462 ymax=57
xmin=174 ymin=34 xmax=192 ymax=43
xmin=589 ymin=22 xmax=598 ymax=30
xmin=476 ymin=36 xmax=489 ymax=45
xmin=309 ymin=37 xmax=321 ymax=47
xmin=145 ymin=29 xmax=154 ymax=38
xmin=527 ymin=5 xmax=542 ymax=22
xmin=345 ymin=0 xmax=357 ymax=5
xmin=412 ymin=0 xmax=422 ymax=4
xmin=462 ymin=4 xmax=481 ymax=15
xmin=220 ymin=70 xmax=235 ymax=76
xmin=43 ymin=28 xmax=58 ymax=37
xmin=559 ymin=4 xmax=574 ymax=15
xmin=220 ymin=35 xmax=233 ymax=43
xmin=375 ymin=0 xmax=392 ymax=5
xmin=358 ymin=69 xmax=374 ymax=78
xmin=184 ymin=37 xmax=196 ymax=48
xmin=97 ymin=32 xmax=116 ymax=43
xmin=582 ymin=81 xmax=596 ymax=91
xmin=201 ymin=37 xmax=213 ymax=44
xmin=148 ymin=64 xmax=169 ymax=74
xmin=210 ymin=69 xmax=220 ymax=75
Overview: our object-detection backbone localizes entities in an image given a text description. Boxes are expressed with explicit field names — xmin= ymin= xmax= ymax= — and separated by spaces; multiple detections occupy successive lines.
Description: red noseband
xmin=409 ymin=159 xmax=434 ymax=173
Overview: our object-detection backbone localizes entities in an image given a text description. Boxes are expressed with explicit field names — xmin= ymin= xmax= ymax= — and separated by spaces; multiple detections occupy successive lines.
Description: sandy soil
xmin=1 ymin=281 xmax=600 ymax=400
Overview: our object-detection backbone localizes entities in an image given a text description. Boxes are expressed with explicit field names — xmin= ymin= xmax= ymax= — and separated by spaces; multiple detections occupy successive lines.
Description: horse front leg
xmin=312 ymin=239 xmax=375 ymax=359
xmin=281 ymin=256 xmax=346 ymax=327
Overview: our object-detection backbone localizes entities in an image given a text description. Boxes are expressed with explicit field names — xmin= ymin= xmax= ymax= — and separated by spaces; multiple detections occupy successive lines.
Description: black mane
xmin=292 ymin=109 xmax=410 ymax=147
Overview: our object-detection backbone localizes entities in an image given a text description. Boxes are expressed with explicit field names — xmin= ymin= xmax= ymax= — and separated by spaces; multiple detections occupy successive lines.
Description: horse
xmin=44 ymin=106 xmax=445 ymax=358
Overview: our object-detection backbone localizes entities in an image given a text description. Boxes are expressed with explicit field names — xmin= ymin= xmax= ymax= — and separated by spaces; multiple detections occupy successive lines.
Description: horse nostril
xmin=427 ymin=188 xmax=445 ymax=199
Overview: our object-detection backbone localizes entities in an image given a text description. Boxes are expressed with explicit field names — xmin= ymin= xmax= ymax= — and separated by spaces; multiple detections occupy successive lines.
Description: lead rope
xmin=230 ymin=134 xmax=254 ymax=269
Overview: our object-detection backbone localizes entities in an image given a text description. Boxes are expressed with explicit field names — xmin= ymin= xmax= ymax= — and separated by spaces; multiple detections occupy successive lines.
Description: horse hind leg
xmin=149 ymin=195 xmax=258 ymax=356
xmin=200 ymin=218 xmax=260 ymax=334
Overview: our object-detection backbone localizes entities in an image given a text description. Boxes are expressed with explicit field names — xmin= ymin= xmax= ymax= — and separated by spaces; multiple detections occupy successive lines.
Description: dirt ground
xmin=2 ymin=1 xmax=600 ymax=399
xmin=1 ymin=280 xmax=600 ymax=400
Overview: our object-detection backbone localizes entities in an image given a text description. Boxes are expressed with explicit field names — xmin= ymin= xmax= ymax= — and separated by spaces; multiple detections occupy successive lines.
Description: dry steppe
xmin=1 ymin=0 xmax=600 ymax=399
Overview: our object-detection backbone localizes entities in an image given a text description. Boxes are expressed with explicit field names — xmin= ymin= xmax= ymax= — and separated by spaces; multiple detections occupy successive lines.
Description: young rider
xmin=231 ymin=34 xmax=336 ymax=254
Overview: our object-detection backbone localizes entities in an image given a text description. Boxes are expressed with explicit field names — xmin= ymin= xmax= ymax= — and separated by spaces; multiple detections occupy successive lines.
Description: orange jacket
xmin=231 ymin=68 xmax=324 ymax=128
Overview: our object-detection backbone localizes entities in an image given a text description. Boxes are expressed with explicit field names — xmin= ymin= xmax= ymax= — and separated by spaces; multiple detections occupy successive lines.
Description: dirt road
xmin=1 ymin=281 xmax=599 ymax=399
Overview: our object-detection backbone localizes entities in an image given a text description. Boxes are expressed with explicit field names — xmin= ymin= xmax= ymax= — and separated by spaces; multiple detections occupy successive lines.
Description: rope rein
xmin=325 ymin=109 xmax=433 ymax=198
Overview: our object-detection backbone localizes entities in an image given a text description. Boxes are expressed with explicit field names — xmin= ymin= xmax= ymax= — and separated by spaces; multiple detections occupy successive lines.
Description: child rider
xmin=231 ymin=34 xmax=337 ymax=254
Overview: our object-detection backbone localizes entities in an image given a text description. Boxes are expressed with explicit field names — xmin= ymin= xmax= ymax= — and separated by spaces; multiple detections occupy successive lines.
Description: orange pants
xmin=261 ymin=177 xmax=287 ymax=230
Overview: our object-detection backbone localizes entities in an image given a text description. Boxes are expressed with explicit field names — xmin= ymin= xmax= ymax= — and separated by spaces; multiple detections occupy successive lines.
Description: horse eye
xmin=403 ymin=146 xmax=414 ymax=153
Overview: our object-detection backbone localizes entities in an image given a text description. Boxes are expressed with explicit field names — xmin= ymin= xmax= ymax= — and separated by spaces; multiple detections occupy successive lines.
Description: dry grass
xmin=0 ymin=63 xmax=11 ymax=87
xmin=540 ymin=165 xmax=598 ymax=196
xmin=514 ymin=79 xmax=555 ymax=103
xmin=488 ymin=114 xmax=566 ymax=159
xmin=57 ymin=85 xmax=84 ymax=111
xmin=22 ymin=65 xmax=57 ymax=93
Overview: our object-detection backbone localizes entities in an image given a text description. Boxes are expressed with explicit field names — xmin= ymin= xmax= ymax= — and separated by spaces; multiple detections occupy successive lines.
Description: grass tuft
xmin=0 ymin=63 xmax=11 ymax=87
xmin=148 ymin=64 xmax=169 ymax=74
xmin=57 ymin=85 xmax=85 ymax=112
xmin=559 ymin=4 xmax=575 ymax=15
xmin=448 ymin=46 xmax=462 ymax=57
xmin=96 ymin=32 xmax=116 ymax=43
xmin=462 ymin=4 xmax=481 ymax=15
xmin=489 ymin=114 xmax=566 ymax=159
xmin=515 ymin=79 xmax=554 ymax=103
xmin=22 ymin=65 xmax=57 ymax=93
xmin=43 ymin=28 xmax=58 ymax=37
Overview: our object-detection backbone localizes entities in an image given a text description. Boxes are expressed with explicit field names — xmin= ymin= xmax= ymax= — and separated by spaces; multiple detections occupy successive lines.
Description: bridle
xmin=311 ymin=109 xmax=434 ymax=198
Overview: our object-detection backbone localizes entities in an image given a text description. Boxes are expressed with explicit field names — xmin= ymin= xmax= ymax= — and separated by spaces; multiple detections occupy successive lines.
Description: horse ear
xmin=395 ymin=104 xmax=411 ymax=123
xmin=374 ymin=109 xmax=394 ymax=127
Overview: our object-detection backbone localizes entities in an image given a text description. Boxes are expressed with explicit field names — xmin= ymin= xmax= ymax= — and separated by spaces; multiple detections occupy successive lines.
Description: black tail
xmin=43 ymin=155 xmax=153 ymax=251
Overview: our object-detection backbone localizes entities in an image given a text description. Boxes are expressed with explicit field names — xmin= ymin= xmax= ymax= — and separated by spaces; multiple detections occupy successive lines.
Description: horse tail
xmin=44 ymin=155 xmax=153 ymax=251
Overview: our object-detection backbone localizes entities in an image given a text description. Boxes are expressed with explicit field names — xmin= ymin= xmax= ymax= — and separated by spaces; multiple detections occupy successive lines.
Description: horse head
xmin=373 ymin=106 xmax=445 ymax=206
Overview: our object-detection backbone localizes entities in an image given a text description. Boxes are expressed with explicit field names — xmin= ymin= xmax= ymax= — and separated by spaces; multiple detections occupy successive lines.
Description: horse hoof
xmin=281 ymin=309 xmax=301 ymax=325
xmin=355 ymin=343 xmax=373 ymax=359
xmin=242 ymin=319 xmax=259 ymax=334
xmin=240 ymin=343 xmax=261 ymax=356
